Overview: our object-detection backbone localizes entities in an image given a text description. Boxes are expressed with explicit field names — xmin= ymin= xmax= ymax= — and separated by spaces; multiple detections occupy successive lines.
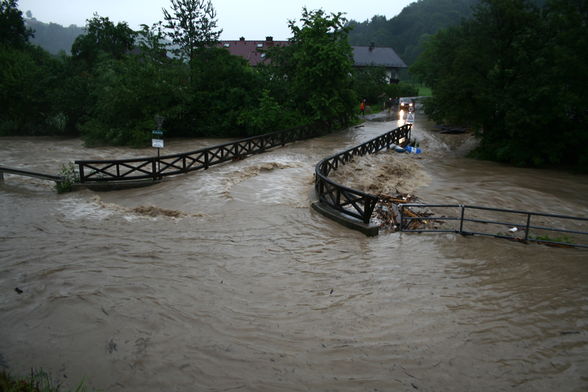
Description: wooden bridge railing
xmin=314 ymin=124 xmax=412 ymax=224
xmin=75 ymin=123 xmax=319 ymax=183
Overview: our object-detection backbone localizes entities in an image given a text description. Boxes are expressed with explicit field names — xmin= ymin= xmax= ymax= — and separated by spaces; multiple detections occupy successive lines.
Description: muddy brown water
xmin=1 ymin=116 xmax=587 ymax=391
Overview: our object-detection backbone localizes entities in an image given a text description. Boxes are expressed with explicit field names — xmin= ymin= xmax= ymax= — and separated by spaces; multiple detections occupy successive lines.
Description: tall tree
xmin=71 ymin=14 xmax=136 ymax=66
xmin=268 ymin=8 xmax=356 ymax=127
xmin=0 ymin=0 xmax=33 ymax=48
xmin=162 ymin=0 xmax=222 ymax=64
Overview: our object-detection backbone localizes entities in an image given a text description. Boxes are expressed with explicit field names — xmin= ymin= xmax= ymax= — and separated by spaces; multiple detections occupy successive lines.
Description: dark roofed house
xmin=220 ymin=39 xmax=407 ymax=83
xmin=352 ymin=43 xmax=407 ymax=84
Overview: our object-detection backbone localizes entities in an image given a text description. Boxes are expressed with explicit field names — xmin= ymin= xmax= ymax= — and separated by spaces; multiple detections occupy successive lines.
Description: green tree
xmin=268 ymin=8 xmax=356 ymax=128
xmin=0 ymin=0 xmax=33 ymax=48
xmin=162 ymin=0 xmax=222 ymax=65
xmin=71 ymin=14 xmax=136 ymax=66
xmin=412 ymin=0 xmax=588 ymax=170
xmin=137 ymin=22 xmax=168 ymax=62
xmin=352 ymin=67 xmax=393 ymax=105
xmin=0 ymin=45 xmax=65 ymax=135
xmin=79 ymin=54 xmax=189 ymax=146
xmin=184 ymin=47 xmax=262 ymax=137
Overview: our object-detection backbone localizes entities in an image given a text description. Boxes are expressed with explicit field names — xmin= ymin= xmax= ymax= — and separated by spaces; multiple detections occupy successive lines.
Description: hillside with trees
xmin=25 ymin=15 xmax=84 ymax=54
xmin=411 ymin=0 xmax=587 ymax=171
xmin=347 ymin=0 xmax=547 ymax=66
xmin=347 ymin=0 xmax=478 ymax=65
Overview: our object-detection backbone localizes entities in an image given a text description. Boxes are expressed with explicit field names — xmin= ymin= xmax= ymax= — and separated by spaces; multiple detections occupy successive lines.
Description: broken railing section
xmin=314 ymin=124 xmax=412 ymax=224
xmin=75 ymin=124 xmax=319 ymax=183
xmin=399 ymin=203 xmax=588 ymax=248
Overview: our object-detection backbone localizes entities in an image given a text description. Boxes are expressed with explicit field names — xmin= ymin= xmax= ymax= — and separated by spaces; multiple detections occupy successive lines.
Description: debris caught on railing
xmin=374 ymin=193 xmax=437 ymax=231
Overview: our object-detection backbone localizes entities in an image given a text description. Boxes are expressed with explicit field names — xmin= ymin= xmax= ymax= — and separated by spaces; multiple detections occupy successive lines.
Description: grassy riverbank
xmin=0 ymin=370 xmax=91 ymax=392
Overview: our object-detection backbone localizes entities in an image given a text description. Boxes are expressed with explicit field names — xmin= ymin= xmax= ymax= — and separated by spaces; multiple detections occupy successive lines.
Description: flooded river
xmin=1 ymin=116 xmax=587 ymax=391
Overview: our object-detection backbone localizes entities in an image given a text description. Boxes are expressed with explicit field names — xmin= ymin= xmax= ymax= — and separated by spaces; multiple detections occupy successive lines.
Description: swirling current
xmin=1 ymin=115 xmax=587 ymax=391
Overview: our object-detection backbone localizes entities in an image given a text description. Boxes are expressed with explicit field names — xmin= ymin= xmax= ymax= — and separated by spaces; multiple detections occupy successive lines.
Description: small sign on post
xmin=152 ymin=129 xmax=164 ymax=177
xmin=152 ymin=129 xmax=164 ymax=148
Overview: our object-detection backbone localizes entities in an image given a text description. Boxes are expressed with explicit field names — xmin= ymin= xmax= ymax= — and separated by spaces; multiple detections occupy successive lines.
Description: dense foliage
xmin=0 ymin=0 xmax=32 ymax=47
xmin=411 ymin=0 xmax=588 ymax=170
xmin=352 ymin=67 xmax=418 ymax=107
xmin=265 ymin=9 xmax=356 ymax=129
xmin=2 ymin=0 xmax=404 ymax=146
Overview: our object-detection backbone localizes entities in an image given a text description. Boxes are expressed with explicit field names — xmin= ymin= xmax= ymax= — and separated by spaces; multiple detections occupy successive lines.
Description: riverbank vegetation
xmin=0 ymin=369 xmax=89 ymax=392
xmin=0 ymin=0 xmax=416 ymax=147
xmin=411 ymin=0 xmax=588 ymax=171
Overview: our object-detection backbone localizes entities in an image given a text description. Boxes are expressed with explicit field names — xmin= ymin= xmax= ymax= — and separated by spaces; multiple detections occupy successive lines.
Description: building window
xmin=257 ymin=43 xmax=263 ymax=48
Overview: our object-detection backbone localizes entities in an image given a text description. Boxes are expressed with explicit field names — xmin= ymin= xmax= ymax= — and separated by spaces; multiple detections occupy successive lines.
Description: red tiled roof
xmin=219 ymin=38 xmax=288 ymax=66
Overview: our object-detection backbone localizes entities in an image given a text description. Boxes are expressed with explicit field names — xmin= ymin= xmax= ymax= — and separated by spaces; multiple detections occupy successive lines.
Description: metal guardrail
xmin=75 ymin=123 xmax=321 ymax=183
xmin=399 ymin=203 xmax=588 ymax=248
xmin=314 ymin=124 xmax=412 ymax=223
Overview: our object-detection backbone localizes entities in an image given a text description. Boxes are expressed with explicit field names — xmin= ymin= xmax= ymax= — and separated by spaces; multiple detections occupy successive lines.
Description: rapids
xmin=1 ymin=115 xmax=587 ymax=391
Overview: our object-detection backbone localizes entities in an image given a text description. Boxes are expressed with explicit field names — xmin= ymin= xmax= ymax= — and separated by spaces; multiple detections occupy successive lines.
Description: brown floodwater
xmin=1 ymin=115 xmax=587 ymax=392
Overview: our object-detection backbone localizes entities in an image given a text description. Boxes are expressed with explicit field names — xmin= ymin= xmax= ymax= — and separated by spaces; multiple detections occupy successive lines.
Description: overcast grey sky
xmin=18 ymin=0 xmax=415 ymax=40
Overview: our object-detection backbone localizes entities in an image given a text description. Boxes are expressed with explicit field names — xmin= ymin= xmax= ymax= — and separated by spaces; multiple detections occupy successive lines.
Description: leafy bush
xmin=238 ymin=90 xmax=301 ymax=136
xmin=55 ymin=162 xmax=79 ymax=193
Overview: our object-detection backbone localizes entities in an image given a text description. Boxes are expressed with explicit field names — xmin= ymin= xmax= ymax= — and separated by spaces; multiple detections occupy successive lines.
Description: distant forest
xmin=347 ymin=0 xmax=547 ymax=65
xmin=24 ymin=15 xmax=84 ymax=54
xmin=348 ymin=0 xmax=478 ymax=65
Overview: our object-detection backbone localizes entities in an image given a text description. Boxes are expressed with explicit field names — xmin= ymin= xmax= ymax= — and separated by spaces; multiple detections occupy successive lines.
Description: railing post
xmin=399 ymin=205 xmax=404 ymax=231
xmin=204 ymin=150 xmax=209 ymax=169
xmin=362 ymin=206 xmax=368 ymax=224
xmin=363 ymin=200 xmax=372 ymax=224
xmin=152 ymin=159 xmax=157 ymax=181
xmin=459 ymin=205 xmax=465 ymax=234
xmin=78 ymin=163 xmax=85 ymax=183
xmin=524 ymin=214 xmax=532 ymax=242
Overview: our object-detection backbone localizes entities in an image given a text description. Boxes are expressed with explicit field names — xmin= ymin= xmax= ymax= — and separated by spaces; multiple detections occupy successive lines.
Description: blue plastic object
xmin=405 ymin=146 xmax=422 ymax=154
